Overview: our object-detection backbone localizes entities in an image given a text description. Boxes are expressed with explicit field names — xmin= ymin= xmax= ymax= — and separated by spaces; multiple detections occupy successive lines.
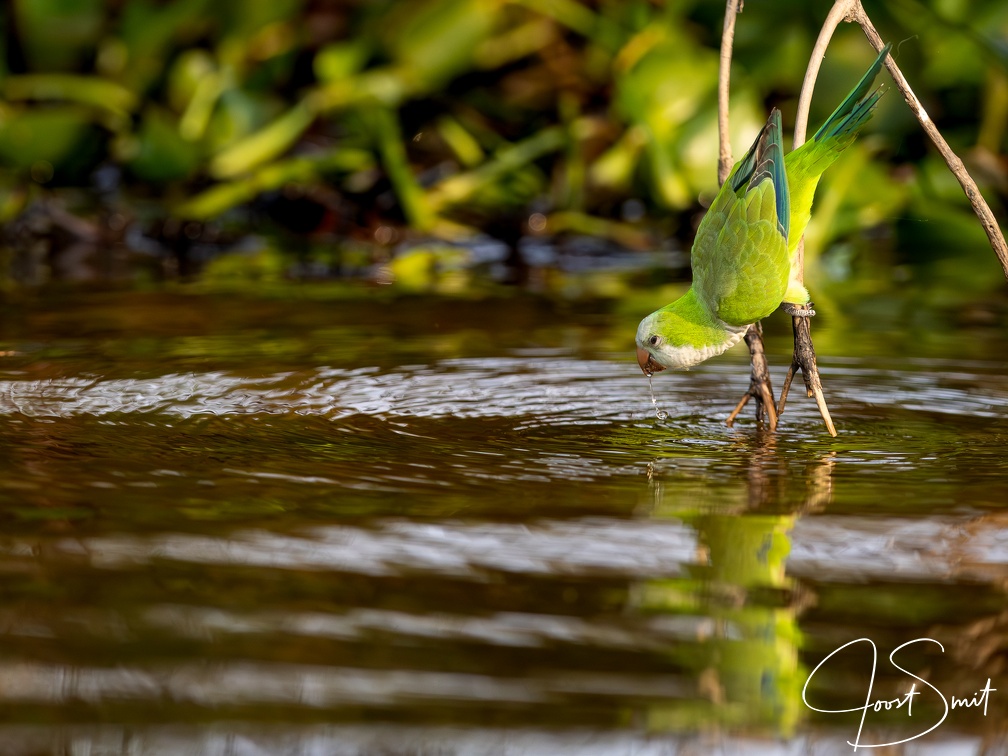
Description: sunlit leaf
xmin=210 ymin=100 xmax=316 ymax=178
xmin=367 ymin=107 xmax=435 ymax=230
xmin=176 ymin=148 xmax=373 ymax=219
xmin=428 ymin=126 xmax=567 ymax=209
xmin=167 ymin=49 xmax=219 ymax=113
xmin=436 ymin=116 xmax=486 ymax=167
xmin=314 ymin=41 xmax=371 ymax=83
xmin=381 ymin=0 xmax=502 ymax=87
xmin=3 ymin=74 xmax=138 ymax=121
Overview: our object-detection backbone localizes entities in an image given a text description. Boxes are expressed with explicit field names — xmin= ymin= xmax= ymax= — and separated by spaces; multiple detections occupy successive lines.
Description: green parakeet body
xmin=636 ymin=44 xmax=891 ymax=375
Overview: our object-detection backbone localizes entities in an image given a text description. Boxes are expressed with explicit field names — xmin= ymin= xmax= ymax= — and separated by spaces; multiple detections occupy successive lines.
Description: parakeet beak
xmin=636 ymin=346 xmax=666 ymax=376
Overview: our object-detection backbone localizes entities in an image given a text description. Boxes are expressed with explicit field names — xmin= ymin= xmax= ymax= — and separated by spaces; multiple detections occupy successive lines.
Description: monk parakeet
xmin=636 ymin=44 xmax=891 ymax=376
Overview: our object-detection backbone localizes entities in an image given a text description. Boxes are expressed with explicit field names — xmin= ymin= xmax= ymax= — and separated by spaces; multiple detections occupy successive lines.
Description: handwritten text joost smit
xmin=802 ymin=637 xmax=996 ymax=751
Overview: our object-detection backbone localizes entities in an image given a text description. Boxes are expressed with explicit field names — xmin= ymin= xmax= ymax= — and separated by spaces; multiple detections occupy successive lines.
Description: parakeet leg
xmin=725 ymin=322 xmax=778 ymax=430
xmin=777 ymin=303 xmax=837 ymax=437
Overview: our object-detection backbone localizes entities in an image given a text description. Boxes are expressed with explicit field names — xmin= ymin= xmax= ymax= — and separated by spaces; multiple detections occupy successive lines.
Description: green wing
xmin=692 ymin=109 xmax=790 ymax=327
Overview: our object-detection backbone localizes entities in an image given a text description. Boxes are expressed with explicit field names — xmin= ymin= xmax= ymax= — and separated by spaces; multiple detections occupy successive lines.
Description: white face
xmin=635 ymin=314 xmax=747 ymax=372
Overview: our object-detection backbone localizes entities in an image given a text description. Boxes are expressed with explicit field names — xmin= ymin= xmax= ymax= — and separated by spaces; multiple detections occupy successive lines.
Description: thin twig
xmin=777 ymin=304 xmax=837 ymax=437
xmin=793 ymin=0 xmax=1008 ymax=279
xmin=718 ymin=0 xmax=743 ymax=185
xmin=793 ymin=0 xmax=858 ymax=149
xmin=850 ymin=4 xmax=1008 ymax=278
xmin=792 ymin=0 xmax=856 ymax=279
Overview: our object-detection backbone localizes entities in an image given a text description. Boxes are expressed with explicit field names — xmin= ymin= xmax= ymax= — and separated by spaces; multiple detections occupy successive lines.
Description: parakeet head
xmin=635 ymin=312 xmax=698 ymax=374
xmin=635 ymin=307 xmax=748 ymax=375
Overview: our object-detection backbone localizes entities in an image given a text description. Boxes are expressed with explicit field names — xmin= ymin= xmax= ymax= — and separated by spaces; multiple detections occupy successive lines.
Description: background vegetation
xmin=1 ymin=0 xmax=1006 ymax=302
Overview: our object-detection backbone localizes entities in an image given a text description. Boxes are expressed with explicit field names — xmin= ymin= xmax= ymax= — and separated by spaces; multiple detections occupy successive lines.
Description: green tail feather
xmin=784 ymin=43 xmax=891 ymax=254
xmin=812 ymin=43 xmax=892 ymax=142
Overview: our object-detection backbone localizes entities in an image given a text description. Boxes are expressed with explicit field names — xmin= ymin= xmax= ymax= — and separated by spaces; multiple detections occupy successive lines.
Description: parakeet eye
xmin=648 ymin=335 xmax=661 ymax=346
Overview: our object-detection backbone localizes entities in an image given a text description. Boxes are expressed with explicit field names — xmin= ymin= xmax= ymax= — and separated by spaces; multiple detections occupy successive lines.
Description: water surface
xmin=1 ymin=289 xmax=1007 ymax=754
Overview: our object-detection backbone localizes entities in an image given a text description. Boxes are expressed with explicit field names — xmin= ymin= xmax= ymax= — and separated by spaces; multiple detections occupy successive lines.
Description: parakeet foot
xmin=777 ymin=303 xmax=838 ymax=437
xmin=783 ymin=303 xmax=816 ymax=318
xmin=725 ymin=322 xmax=778 ymax=431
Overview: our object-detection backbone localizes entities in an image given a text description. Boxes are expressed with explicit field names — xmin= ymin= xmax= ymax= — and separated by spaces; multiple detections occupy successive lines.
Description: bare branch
xmin=791 ymin=0 xmax=857 ymax=284
xmin=778 ymin=305 xmax=837 ymax=437
xmin=794 ymin=0 xmax=1008 ymax=279
xmin=850 ymin=5 xmax=1008 ymax=278
xmin=793 ymin=0 xmax=858 ymax=149
xmin=718 ymin=0 xmax=743 ymax=186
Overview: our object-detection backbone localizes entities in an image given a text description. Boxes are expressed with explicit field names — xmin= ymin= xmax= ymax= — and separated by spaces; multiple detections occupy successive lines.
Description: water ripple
xmin=0 ymin=360 xmax=648 ymax=422
xmin=5 ymin=513 xmax=1008 ymax=585
xmin=34 ymin=518 xmax=698 ymax=578
xmin=2 ymin=357 xmax=1007 ymax=424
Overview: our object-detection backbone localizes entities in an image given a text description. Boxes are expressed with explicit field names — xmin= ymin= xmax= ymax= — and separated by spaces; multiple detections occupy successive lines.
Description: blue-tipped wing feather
xmin=689 ymin=108 xmax=791 ymax=325
xmin=756 ymin=109 xmax=790 ymax=239
xmin=730 ymin=108 xmax=789 ymax=241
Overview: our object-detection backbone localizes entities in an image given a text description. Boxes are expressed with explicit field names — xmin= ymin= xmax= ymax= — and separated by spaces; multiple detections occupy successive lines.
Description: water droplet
xmin=648 ymin=375 xmax=668 ymax=421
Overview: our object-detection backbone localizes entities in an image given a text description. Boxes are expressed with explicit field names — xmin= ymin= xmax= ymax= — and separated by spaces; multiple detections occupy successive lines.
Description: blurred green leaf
xmin=437 ymin=116 xmax=486 ymax=167
xmin=512 ymin=0 xmax=598 ymax=39
xmin=118 ymin=0 xmax=213 ymax=92
xmin=210 ymin=100 xmax=316 ymax=178
xmin=314 ymin=41 xmax=371 ymax=83
xmin=804 ymin=140 xmax=910 ymax=256
xmin=547 ymin=210 xmax=652 ymax=249
xmin=383 ymin=244 xmax=473 ymax=294
xmin=368 ymin=107 xmax=435 ymax=230
xmin=429 ymin=126 xmax=567 ymax=209
xmin=204 ymin=89 xmax=280 ymax=153
xmin=3 ymin=74 xmax=137 ymax=125
xmin=0 ymin=106 xmax=96 ymax=170
xmin=214 ymin=0 xmax=304 ymax=42
xmin=125 ymin=106 xmax=202 ymax=183
xmin=381 ymin=0 xmax=503 ymax=87
xmin=176 ymin=148 xmax=373 ymax=219
xmin=472 ymin=18 xmax=556 ymax=70
xmin=589 ymin=126 xmax=647 ymax=193
xmin=13 ymin=0 xmax=104 ymax=71
xmin=0 ymin=0 xmax=1004 ymax=297
xmin=613 ymin=25 xmax=720 ymax=208
xmin=897 ymin=197 xmax=1005 ymax=298
xmin=0 ymin=180 xmax=28 ymax=223
xmin=179 ymin=74 xmax=226 ymax=142
xmin=167 ymin=49 xmax=219 ymax=112
xmin=201 ymin=247 xmax=286 ymax=284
